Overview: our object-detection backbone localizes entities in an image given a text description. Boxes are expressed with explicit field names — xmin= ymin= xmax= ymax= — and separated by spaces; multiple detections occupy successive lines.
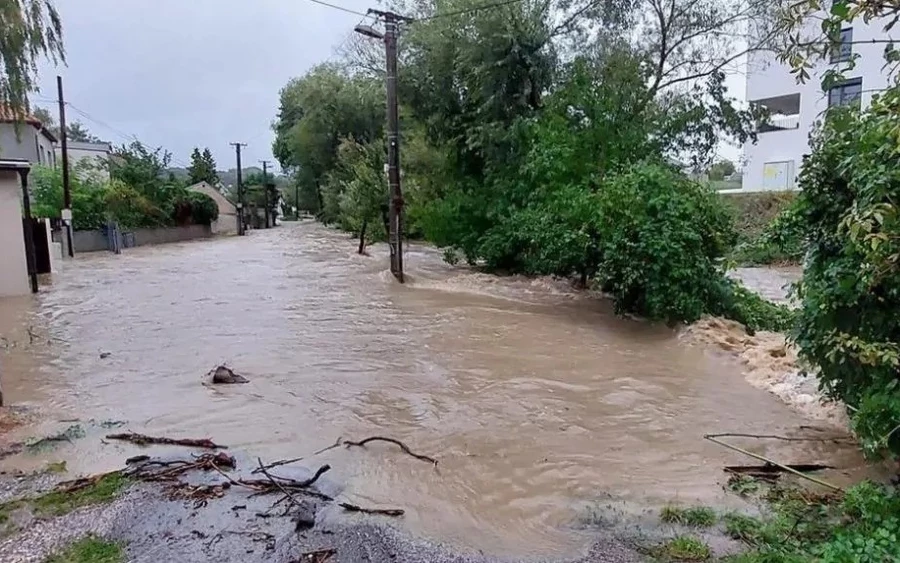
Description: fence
xmin=67 ymin=224 xmax=212 ymax=253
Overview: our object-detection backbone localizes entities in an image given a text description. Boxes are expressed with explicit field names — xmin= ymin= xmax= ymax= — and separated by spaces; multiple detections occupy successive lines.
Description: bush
xmin=104 ymin=181 xmax=166 ymax=229
xmin=730 ymin=199 xmax=807 ymax=266
xmin=594 ymin=164 xmax=735 ymax=324
xmin=713 ymin=279 xmax=796 ymax=334
xmin=186 ymin=191 xmax=219 ymax=225
xmin=724 ymin=482 xmax=900 ymax=563
xmin=792 ymin=88 xmax=900 ymax=458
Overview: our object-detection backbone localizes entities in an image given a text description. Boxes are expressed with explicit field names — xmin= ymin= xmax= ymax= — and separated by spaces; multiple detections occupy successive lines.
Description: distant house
xmin=188 ymin=181 xmax=238 ymax=235
xmin=0 ymin=107 xmax=57 ymax=167
xmin=58 ymin=141 xmax=113 ymax=181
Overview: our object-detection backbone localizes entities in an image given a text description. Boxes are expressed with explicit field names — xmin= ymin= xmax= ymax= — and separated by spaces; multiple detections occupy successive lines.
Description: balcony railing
xmin=758 ymin=115 xmax=800 ymax=133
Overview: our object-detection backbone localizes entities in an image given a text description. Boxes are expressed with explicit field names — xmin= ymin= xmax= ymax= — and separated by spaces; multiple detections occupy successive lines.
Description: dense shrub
xmin=724 ymin=481 xmax=900 ymax=562
xmin=595 ymin=164 xmax=735 ymax=324
xmin=792 ymin=88 xmax=900 ymax=457
xmin=730 ymin=199 xmax=807 ymax=266
xmin=30 ymin=165 xmax=109 ymax=230
xmin=104 ymin=181 xmax=166 ymax=229
xmin=186 ymin=191 xmax=219 ymax=225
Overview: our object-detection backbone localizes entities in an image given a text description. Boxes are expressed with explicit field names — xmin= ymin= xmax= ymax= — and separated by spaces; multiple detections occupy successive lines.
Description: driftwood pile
xmin=53 ymin=430 xmax=436 ymax=558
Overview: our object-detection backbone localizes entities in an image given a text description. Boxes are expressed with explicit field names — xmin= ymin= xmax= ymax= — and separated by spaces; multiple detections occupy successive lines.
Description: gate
xmin=23 ymin=217 xmax=51 ymax=274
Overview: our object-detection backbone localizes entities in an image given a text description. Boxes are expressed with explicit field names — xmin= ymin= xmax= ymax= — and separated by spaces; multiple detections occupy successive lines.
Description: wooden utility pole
xmin=356 ymin=10 xmax=409 ymax=282
xmin=57 ymin=76 xmax=73 ymax=257
xmin=260 ymin=160 xmax=272 ymax=228
xmin=230 ymin=142 xmax=247 ymax=235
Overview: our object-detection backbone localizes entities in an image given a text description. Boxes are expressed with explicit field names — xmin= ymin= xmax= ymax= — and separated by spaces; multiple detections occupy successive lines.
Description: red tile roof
xmin=0 ymin=105 xmax=43 ymax=127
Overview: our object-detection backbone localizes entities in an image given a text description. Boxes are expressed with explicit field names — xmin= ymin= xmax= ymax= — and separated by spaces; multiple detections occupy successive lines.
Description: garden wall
xmin=72 ymin=224 xmax=212 ymax=253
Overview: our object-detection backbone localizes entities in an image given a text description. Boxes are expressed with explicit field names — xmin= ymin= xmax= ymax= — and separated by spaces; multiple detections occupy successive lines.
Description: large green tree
xmin=0 ymin=0 xmax=64 ymax=113
xmin=187 ymin=146 xmax=219 ymax=185
xmin=272 ymin=64 xmax=383 ymax=218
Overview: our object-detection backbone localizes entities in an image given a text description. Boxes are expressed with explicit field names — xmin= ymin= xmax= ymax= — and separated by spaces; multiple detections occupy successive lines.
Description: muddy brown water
xmin=0 ymin=221 xmax=874 ymax=558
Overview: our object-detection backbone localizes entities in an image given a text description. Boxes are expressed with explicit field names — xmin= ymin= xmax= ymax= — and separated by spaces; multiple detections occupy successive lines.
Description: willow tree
xmin=0 ymin=0 xmax=64 ymax=113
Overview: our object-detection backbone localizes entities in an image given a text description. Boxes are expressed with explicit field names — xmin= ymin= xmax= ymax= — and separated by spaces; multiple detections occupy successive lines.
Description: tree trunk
xmin=358 ymin=220 xmax=368 ymax=255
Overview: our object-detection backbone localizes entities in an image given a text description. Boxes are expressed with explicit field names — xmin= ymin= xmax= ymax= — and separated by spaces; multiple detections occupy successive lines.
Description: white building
xmin=57 ymin=141 xmax=113 ymax=181
xmin=742 ymin=15 xmax=897 ymax=192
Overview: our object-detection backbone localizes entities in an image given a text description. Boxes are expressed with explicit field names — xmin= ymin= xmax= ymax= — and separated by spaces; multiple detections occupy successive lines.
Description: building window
xmin=751 ymin=93 xmax=801 ymax=133
xmin=831 ymin=28 xmax=853 ymax=63
xmin=828 ymin=77 xmax=862 ymax=108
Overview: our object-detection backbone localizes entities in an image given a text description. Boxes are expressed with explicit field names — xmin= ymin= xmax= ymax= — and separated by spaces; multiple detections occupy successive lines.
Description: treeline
xmin=31 ymin=142 xmax=218 ymax=230
xmin=273 ymin=0 xmax=786 ymax=328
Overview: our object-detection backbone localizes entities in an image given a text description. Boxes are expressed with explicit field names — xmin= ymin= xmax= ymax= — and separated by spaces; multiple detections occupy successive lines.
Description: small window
xmin=828 ymin=78 xmax=862 ymax=108
xmin=831 ymin=28 xmax=853 ymax=63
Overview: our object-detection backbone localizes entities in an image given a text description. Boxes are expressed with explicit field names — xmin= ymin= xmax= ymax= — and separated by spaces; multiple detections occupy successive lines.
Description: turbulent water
xmin=0 ymin=221 xmax=875 ymax=558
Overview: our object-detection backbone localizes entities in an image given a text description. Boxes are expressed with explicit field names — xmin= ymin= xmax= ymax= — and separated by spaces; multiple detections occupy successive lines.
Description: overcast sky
xmin=35 ymin=0 xmax=373 ymax=172
xmin=34 ymin=0 xmax=745 ymax=170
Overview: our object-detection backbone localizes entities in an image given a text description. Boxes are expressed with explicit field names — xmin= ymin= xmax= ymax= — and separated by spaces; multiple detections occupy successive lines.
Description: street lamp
xmin=354 ymin=24 xmax=383 ymax=40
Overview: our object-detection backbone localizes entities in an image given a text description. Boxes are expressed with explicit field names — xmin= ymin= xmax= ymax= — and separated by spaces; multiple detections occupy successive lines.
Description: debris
xmin=125 ymin=455 xmax=150 ymax=465
xmin=26 ymin=424 xmax=85 ymax=452
xmin=343 ymin=436 xmax=437 ymax=465
xmin=252 ymin=436 xmax=342 ymax=474
xmin=705 ymin=432 xmax=854 ymax=444
xmin=725 ymin=463 xmax=833 ymax=476
xmin=209 ymin=365 xmax=249 ymax=384
xmin=704 ymin=434 xmax=841 ymax=491
xmin=294 ymin=500 xmax=317 ymax=530
xmin=99 ymin=352 xmax=111 ymax=359
xmin=295 ymin=547 xmax=336 ymax=562
xmin=105 ymin=432 xmax=226 ymax=449
xmin=339 ymin=502 xmax=404 ymax=517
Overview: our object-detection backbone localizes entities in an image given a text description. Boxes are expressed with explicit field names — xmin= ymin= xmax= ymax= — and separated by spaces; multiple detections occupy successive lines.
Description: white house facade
xmin=58 ymin=141 xmax=113 ymax=181
xmin=742 ymin=14 xmax=897 ymax=192
xmin=188 ymin=181 xmax=238 ymax=236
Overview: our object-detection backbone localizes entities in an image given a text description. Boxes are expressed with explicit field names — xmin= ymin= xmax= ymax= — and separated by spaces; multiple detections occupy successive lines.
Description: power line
xmin=65 ymin=103 xmax=191 ymax=168
xmin=414 ymin=0 xmax=526 ymax=21
xmin=303 ymin=0 xmax=369 ymax=17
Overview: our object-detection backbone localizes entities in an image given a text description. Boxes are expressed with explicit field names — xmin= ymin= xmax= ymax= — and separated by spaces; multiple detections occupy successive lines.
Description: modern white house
xmin=742 ymin=14 xmax=897 ymax=192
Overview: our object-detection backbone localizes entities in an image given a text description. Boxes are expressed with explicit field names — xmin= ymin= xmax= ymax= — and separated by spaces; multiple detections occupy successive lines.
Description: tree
xmin=28 ymin=107 xmax=101 ymax=141
xmin=708 ymin=159 xmax=737 ymax=181
xmin=66 ymin=121 xmax=101 ymax=142
xmin=1 ymin=0 xmax=64 ymax=113
xmin=187 ymin=146 xmax=219 ymax=185
xmin=272 ymin=64 xmax=383 ymax=217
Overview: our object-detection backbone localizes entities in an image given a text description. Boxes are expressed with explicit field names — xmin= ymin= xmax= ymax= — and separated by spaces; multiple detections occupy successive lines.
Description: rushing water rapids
xmin=0 ymin=221 xmax=876 ymax=558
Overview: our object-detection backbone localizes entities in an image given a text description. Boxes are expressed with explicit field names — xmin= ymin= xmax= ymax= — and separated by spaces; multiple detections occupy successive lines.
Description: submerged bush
xmin=595 ymin=164 xmax=735 ymax=324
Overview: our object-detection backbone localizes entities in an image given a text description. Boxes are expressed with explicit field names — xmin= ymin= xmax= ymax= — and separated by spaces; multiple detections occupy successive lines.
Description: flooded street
xmin=0 ymin=222 xmax=871 ymax=559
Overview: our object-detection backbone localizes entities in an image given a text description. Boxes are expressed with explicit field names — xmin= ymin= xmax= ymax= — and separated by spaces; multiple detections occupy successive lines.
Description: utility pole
xmin=260 ymin=160 xmax=272 ymax=228
xmin=230 ymin=142 xmax=247 ymax=235
xmin=295 ymin=182 xmax=300 ymax=220
xmin=57 ymin=76 xmax=73 ymax=257
xmin=355 ymin=10 xmax=410 ymax=283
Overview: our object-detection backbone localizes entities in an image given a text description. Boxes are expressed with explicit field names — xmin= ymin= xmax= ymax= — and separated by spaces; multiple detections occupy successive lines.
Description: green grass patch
xmin=659 ymin=505 xmax=716 ymax=527
xmin=659 ymin=536 xmax=711 ymax=560
xmin=45 ymin=536 xmax=123 ymax=563
xmin=33 ymin=473 xmax=130 ymax=517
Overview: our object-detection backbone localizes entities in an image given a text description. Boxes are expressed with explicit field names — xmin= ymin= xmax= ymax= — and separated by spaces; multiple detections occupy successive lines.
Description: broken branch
xmin=106 ymin=432 xmax=226 ymax=449
xmin=343 ymin=436 xmax=437 ymax=465
xmin=252 ymin=436 xmax=342 ymax=474
xmin=704 ymin=434 xmax=842 ymax=492
xmin=339 ymin=502 xmax=404 ymax=517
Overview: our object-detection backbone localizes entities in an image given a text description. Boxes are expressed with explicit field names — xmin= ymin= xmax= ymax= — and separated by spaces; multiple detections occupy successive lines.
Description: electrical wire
xmin=414 ymin=0 xmax=526 ymax=21
xmin=66 ymin=103 xmax=191 ymax=168
xmin=303 ymin=0 xmax=370 ymax=18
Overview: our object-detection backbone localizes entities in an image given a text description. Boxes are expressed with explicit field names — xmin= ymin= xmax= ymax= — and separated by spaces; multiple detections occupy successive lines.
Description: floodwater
xmin=0 ymin=221 xmax=874 ymax=558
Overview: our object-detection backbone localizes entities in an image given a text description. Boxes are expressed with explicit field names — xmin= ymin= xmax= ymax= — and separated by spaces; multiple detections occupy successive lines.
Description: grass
xmin=659 ymin=536 xmax=712 ymax=560
xmin=32 ymin=473 xmax=130 ymax=517
xmin=45 ymin=536 xmax=123 ymax=563
xmin=659 ymin=505 xmax=716 ymax=527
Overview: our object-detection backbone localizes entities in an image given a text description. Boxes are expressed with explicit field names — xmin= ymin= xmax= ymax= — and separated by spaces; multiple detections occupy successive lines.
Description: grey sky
xmin=33 ymin=0 xmax=746 ymax=170
xmin=35 ymin=0 xmax=373 ymax=172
